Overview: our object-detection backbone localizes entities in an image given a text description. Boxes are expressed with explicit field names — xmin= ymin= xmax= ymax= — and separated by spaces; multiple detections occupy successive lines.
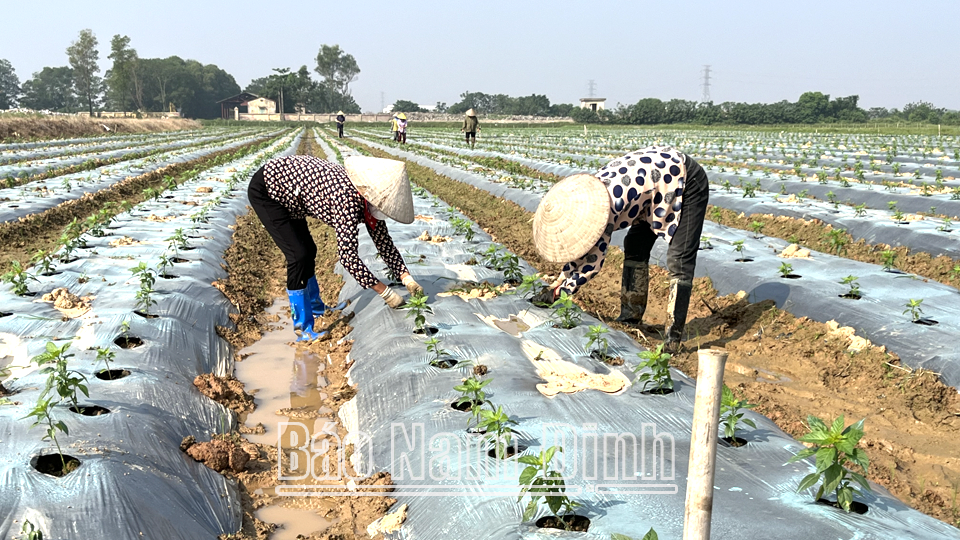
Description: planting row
xmin=325 ymin=182 xmax=959 ymax=539
xmin=0 ymin=128 xmax=208 ymax=166
xmin=0 ymin=130 xmax=303 ymax=539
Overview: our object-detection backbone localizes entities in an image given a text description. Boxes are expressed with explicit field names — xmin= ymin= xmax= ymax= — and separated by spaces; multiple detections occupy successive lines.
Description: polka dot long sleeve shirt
xmin=559 ymin=146 xmax=687 ymax=293
xmin=263 ymin=155 xmax=409 ymax=289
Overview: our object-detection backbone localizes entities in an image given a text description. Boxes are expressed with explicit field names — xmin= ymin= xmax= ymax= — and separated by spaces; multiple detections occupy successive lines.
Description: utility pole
xmin=381 ymin=91 xmax=385 ymax=112
xmin=279 ymin=87 xmax=284 ymax=121
xmin=587 ymin=79 xmax=597 ymax=98
xmin=700 ymin=65 xmax=712 ymax=103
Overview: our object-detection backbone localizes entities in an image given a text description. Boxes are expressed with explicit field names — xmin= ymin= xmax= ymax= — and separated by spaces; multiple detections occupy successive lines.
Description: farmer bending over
xmin=531 ymin=146 xmax=709 ymax=353
xmin=248 ymin=155 xmax=423 ymax=341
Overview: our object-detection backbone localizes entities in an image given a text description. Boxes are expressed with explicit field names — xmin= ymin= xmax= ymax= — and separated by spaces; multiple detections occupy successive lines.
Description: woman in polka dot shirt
xmin=248 ymin=154 xmax=423 ymax=341
xmin=533 ymin=146 xmax=709 ymax=352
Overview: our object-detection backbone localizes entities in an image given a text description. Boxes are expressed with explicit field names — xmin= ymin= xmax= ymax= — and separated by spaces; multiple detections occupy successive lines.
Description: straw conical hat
xmin=465 ymin=108 xmax=476 ymax=116
xmin=398 ymin=113 xmax=407 ymax=120
xmin=337 ymin=110 xmax=344 ymax=115
xmin=533 ymin=174 xmax=609 ymax=263
xmin=344 ymin=156 xmax=414 ymax=224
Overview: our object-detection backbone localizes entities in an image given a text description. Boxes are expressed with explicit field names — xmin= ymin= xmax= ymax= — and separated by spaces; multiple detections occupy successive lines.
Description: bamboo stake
xmin=683 ymin=348 xmax=729 ymax=540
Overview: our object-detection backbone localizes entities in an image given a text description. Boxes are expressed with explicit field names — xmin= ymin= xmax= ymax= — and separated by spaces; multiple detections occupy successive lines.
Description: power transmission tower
xmin=700 ymin=65 xmax=711 ymax=103
xmin=587 ymin=80 xmax=597 ymax=98
xmin=381 ymin=92 xmax=385 ymax=112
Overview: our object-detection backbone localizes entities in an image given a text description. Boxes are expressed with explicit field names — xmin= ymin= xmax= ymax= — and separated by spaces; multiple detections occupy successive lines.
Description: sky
xmin=2 ymin=0 xmax=958 ymax=113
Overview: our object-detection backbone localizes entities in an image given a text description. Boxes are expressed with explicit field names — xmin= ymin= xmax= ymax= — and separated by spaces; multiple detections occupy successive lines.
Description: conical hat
xmin=337 ymin=110 xmax=344 ymax=115
xmin=465 ymin=108 xmax=476 ymax=116
xmin=533 ymin=174 xmax=609 ymax=263
xmin=344 ymin=156 xmax=415 ymax=224
xmin=398 ymin=113 xmax=407 ymax=120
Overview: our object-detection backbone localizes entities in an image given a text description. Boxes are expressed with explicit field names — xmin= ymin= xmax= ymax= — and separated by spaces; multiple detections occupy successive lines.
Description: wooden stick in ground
xmin=683 ymin=348 xmax=729 ymax=540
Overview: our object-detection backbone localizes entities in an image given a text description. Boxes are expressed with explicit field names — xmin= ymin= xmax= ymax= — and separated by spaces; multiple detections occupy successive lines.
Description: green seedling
xmin=61 ymin=178 xmax=72 ymax=192
xmin=401 ymin=291 xmax=433 ymax=333
xmin=710 ymin=207 xmax=723 ymax=226
xmin=513 ymin=274 xmax=547 ymax=299
xmin=96 ymin=347 xmax=116 ymax=378
xmin=824 ymin=229 xmax=848 ymax=256
xmin=778 ymin=262 xmax=794 ymax=278
xmin=798 ymin=189 xmax=809 ymax=202
xmin=840 ymin=275 xmax=861 ymax=298
xmin=518 ymin=446 xmax=581 ymax=529
xmin=454 ymin=375 xmax=492 ymax=429
xmin=449 ymin=216 xmax=475 ymax=241
xmin=722 ymin=180 xmax=732 ymax=193
xmin=952 ymin=187 xmax=960 ymax=201
xmin=550 ymin=291 xmax=582 ymax=329
xmin=481 ymin=244 xmax=506 ymax=269
xmin=853 ymin=204 xmax=867 ymax=217
xmin=633 ymin=343 xmax=673 ymax=393
xmin=892 ymin=163 xmax=901 ymax=175
xmin=787 ymin=415 xmax=870 ymax=512
xmin=131 ymin=262 xmax=157 ymax=313
xmin=30 ymin=249 xmax=57 ymax=275
xmin=612 ymin=530 xmax=658 ymax=540
xmin=424 ymin=336 xmax=451 ymax=367
xmin=903 ymin=299 xmax=924 ymax=322
xmin=893 ymin=209 xmax=905 ymax=223
xmin=2 ymin=260 xmax=38 ymax=296
xmin=700 ymin=235 xmax=713 ymax=249
xmin=479 ymin=405 xmax=519 ymax=459
xmin=585 ymin=325 xmax=610 ymax=359
xmin=732 ymin=240 xmax=745 ymax=258
xmin=720 ymin=384 xmax=757 ymax=442
xmin=19 ymin=519 xmax=43 ymax=540
xmin=166 ymin=228 xmax=189 ymax=252
xmin=880 ymin=250 xmax=897 ymax=271
xmin=817 ymin=171 xmax=828 ymax=184
xmin=826 ymin=191 xmax=837 ymax=204
xmin=24 ymin=342 xmax=88 ymax=472
xmin=750 ymin=221 xmax=765 ymax=238
xmin=938 ymin=217 xmax=952 ymax=232
xmin=501 ymin=253 xmax=523 ymax=284
xmin=157 ymin=253 xmax=173 ymax=277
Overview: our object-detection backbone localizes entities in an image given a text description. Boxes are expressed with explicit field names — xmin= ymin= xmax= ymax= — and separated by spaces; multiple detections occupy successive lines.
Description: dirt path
xmin=346 ymin=137 xmax=960 ymax=529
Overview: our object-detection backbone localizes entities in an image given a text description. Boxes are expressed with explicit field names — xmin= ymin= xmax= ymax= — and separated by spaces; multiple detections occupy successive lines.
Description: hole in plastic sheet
xmin=473 ymin=364 xmax=488 ymax=376
xmin=171 ymin=257 xmax=191 ymax=263
xmin=134 ymin=310 xmax=159 ymax=319
xmin=913 ymin=318 xmax=938 ymax=326
xmin=95 ymin=369 xmax=131 ymax=381
xmin=721 ymin=436 xmax=748 ymax=448
xmin=883 ymin=269 xmax=907 ymax=275
xmin=816 ymin=498 xmax=869 ymax=515
xmin=0 ymin=311 xmax=12 ymax=318
xmin=535 ymin=515 xmax=591 ymax=532
xmin=40 ymin=271 xmax=62 ymax=277
xmin=59 ymin=257 xmax=79 ymax=264
xmin=179 ymin=246 xmax=197 ymax=251
xmin=21 ymin=291 xmax=38 ymax=297
xmin=414 ymin=326 xmax=439 ymax=336
xmin=486 ymin=444 xmax=527 ymax=459
xmin=894 ymin=221 xmax=910 ymax=225
xmin=31 ymin=454 xmax=81 ymax=477
xmin=429 ymin=358 xmax=459 ymax=369
xmin=69 ymin=404 xmax=111 ymax=416
xmin=8 ymin=204 xmax=18 ymax=208
xmin=734 ymin=258 xmax=754 ymax=263
xmin=839 ymin=293 xmax=862 ymax=300
xmin=643 ymin=387 xmax=675 ymax=395
xmin=451 ymin=399 xmax=480 ymax=412
xmin=160 ymin=274 xmax=180 ymax=279
xmin=698 ymin=245 xmax=713 ymax=250
xmin=466 ymin=426 xmax=487 ymax=435
xmin=114 ymin=336 xmax=144 ymax=349
xmin=781 ymin=274 xmax=802 ymax=279
xmin=589 ymin=350 xmax=624 ymax=366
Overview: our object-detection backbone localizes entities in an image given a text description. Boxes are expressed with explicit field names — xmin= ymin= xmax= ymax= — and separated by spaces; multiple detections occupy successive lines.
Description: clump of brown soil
xmin=416 ymin=230 xmax=451 ymax=243
xmin=194 ymin=374 xmax=255 ymax=414
xmin=108 ymin=236 xmax=140 ymax=246
xmin=41 ymin=287 xmax=92 ymax=317
xmin=196 ymin=186 xmax=214 ymax=193
xmin=181 ymin=435 xmax=252 ymax=473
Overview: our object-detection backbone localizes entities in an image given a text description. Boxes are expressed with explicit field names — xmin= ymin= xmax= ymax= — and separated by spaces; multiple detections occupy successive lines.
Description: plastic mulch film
xmin=0 ymin=130 xmax=301 ymax=540
xmin=324 ymin=192 xmax=960 ymax=539
xmin=354 ymin=137 xmax=960 ymax=388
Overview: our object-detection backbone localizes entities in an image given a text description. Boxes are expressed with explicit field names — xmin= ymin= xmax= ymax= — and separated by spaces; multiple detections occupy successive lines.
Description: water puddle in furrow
xmin=234 ymin=301 xmax=336 ymax=539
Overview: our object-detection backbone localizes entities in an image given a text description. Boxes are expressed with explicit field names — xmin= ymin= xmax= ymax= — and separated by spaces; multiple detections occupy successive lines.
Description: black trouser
xmin=248 ymin=167 xmax=316 ymax=290
xmin=464 ymin=131 xmax=476 ymax=142
xmin=337 ymin=123 xmax=344 ymax=137
xmin=623 ymin=155 xmax=709 ymax=282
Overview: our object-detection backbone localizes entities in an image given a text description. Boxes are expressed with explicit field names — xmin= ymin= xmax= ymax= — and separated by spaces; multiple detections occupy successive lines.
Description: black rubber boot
xmin=616 ymin=261 xmax=649 ymax=325
xmin=663 ymin=279 xmax=693 ymax=353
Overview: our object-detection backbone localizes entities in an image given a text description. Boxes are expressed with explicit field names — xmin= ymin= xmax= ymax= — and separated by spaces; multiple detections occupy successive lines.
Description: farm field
xmin=2 ymin=124 xmax=960 ymax=539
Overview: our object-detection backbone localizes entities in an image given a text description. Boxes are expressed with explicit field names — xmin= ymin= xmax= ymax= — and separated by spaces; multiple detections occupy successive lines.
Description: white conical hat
xmin=344 ymin=156 xmax=415 ymax=224
xmin=337 ymin=110 xmax=344 ymax=115
xmin=533 ymin=174 xmax=609 ymax=263
xmin=465 ymin=108 xmax=476 ymax=116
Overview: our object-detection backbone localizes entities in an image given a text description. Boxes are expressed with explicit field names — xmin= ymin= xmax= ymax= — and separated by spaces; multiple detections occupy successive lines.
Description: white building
xmin=579 ymin=98 xmax=607 ymax=112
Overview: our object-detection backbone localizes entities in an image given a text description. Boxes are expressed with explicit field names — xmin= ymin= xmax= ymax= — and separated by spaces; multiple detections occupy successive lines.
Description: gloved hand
xmin=379 ymin=287 xmax=404 ymax=309
xmin=402 ymin=274 xmax=423 ymax=295
xmin=530 ymin=285 xmax=558 ymax=307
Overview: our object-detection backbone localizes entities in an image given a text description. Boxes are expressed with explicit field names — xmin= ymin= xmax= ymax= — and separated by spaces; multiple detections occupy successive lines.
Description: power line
xmin=587 ymin=79 xmax=597 ymax=98
xmin=700 ymin=65 xmax=712 ymax=103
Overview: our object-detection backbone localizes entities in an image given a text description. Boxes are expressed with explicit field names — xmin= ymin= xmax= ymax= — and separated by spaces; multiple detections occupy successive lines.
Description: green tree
xmin=314 ymin=44 xmax=360 ymax=97
xmin=0 ymin=58 xmax=20 ymax=109
xmin=391 ymin=99 xmax=424 ymax=112
xmin=796 ymin=91 xmax=830 ymax=123
xmin=20 ymin=67 xmax=76 ymax=112
xmin=105 ymin=34 xmax=143 ymax=112
xmin=66 ymin=29 xmax=101 ymax=114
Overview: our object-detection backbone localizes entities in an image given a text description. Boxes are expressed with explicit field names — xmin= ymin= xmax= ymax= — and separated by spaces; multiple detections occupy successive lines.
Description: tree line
xmin=0 ymin=31 xmax=362 ymax=118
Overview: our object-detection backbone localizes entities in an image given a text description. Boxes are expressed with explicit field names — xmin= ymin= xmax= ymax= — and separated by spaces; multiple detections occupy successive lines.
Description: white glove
xmin=379 ymin=287 xmax=403 ymax=309
xmin=402 ymin=274 xmax=423 ymax=295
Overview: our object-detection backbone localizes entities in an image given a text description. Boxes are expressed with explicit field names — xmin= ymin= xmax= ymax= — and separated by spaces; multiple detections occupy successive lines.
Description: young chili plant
xmin=839 ymin=275 xmax=861 ymax=299
xmin=720 ymin=384 xmax=757 ymax=444
xmin=2 ymin=260 xmax=38 ymax=296
xmin=518 ymin=446 xmax=581 ymax=528
xmin=401 ymin=291 xmax=433 ymax=333
xmin=787 ymin=415 xmax=870 ymax=512
xmin=903 ymin=299 xmax=924 ymax=322
xmin=550 ymin=291 xmax=582 ymax=329
xmin=633 ymin=344 xmax=673 ymax=393
xmin=479 ymin=405 xmax=519 ymax=459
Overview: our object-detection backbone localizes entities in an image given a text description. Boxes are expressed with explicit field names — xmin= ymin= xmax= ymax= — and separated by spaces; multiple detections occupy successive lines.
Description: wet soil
xmin=353 ymin=139 xmax=960 ymax=528
xmin=194 ymin=374 xmax=256 ymax=414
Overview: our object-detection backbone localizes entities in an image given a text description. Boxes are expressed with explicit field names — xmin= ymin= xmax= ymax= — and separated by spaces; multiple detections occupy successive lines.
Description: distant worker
xmin=531 ymin=146 xmax=709 ymax=353
xmin=248 ymin=155 xmax=424 ymax=341
xmin=390 ymin=112 xmax=400 ymax=142
xmin=336 ymin=110 xmax=346 ymax=138
xmin=461 ymin=108 xmax=480 ymax=148
xmin=397 ymin=113 xmax=408 ymax=144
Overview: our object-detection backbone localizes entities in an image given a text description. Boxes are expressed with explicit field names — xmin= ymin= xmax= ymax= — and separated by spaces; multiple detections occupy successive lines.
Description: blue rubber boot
xmin=287 ymin=288 xmax=326 ymax=341
xmin=305 ymin=275 xmax=347 ymax=317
